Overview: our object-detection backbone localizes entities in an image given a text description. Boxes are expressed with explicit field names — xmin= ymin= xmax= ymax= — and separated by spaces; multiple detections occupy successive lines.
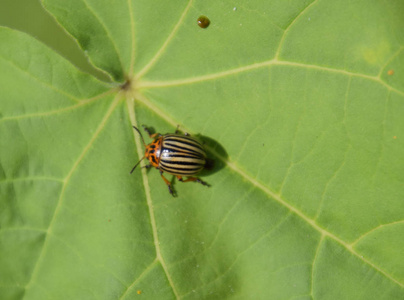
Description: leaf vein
xmin=314 ymin=144 xmax=351 ymax=221
xmin=274 ymin=0 xmax=319 ymax=59
xmin=119 ymin=259 xmax=158 ymax=299
xmin=135 ymin=0 xmax=193 ymax=79
xmin=370 ymin=90 xmax=390 ymax=185
xmin=278 ymin=105 xmax=306 ymax=195
xmin=0 ymin=56 xmax=80 ymax=103
xmin=81 ymin=0 xmax=126 ymax=73
xmin=378 ymin=46 xmax=404 ymax=78
xmin=137 ymin=60 xmax=404 ymax=97
xmin=0 ymin=89 xmax=115 ymax=123
xmin=128 ymin=0 xmax=136 ymax=76
xmin=310 ymin=234 xmax=325 ymax=297
xmin=350 ymin=220 xmax=404 ymax=247
xmin=23 ymin=94 xmax=121 ymax=291
xmin=126 ymin=98 xmax=180 ymax=298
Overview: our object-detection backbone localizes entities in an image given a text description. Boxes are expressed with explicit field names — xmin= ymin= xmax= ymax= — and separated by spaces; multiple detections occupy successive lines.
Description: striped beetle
xmin=130 ymin=125 xmax=209 ymax=195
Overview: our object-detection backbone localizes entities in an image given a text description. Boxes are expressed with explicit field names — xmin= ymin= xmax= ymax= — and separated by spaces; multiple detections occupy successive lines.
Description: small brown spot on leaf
xmin=197 ymin=16 xmax=210 ymax=28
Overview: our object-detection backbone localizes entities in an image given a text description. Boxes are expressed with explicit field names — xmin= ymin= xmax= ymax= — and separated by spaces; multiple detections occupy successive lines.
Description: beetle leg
xmin=177 ymin=176 xmax=209 ymax=187
xmin=142 ymin=125 xmax=160 ymax=139
xmin=160 ymin=170 xmax=175 ymax=196
xmin=142 ymin=164 xmax=152 ymax=169
xmin=175 ymin=125 xmax=190 ymax=136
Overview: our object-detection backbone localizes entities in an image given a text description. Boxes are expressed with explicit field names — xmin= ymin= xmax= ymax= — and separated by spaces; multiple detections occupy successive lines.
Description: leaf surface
xmin=1 ymin=0 xmax=404 ymax=299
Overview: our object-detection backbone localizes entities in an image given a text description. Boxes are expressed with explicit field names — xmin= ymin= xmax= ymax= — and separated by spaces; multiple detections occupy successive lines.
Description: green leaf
xmin=1 ymin=0 xmax=404 ymax=299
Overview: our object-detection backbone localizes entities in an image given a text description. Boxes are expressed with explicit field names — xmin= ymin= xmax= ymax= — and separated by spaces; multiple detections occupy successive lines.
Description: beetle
xmin=130 ymin=125 xmax=209 ymax=195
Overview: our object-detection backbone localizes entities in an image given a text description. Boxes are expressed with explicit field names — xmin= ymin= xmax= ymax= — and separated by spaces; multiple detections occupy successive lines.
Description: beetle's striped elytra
xmin=130 ymin=125 xmax=209 ymax=196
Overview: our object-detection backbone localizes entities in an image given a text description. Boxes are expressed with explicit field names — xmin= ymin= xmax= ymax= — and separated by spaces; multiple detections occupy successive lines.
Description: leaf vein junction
xmin=350 ymin=220 xmax=404 ymax=247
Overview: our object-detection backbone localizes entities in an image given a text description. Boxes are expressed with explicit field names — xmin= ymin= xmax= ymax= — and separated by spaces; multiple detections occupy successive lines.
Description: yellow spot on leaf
xmin=361 ymin=41 xmax=391 ymax=65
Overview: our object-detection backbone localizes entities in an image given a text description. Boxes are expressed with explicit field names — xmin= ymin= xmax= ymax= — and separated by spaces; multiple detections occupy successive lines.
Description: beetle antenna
xmin=130 ymin=156 xmax=146 ymax=174
xmin=131 ymin=125 xmax=147 ymax=174
xmin=132 ymin=126 xmax=146 ymax=147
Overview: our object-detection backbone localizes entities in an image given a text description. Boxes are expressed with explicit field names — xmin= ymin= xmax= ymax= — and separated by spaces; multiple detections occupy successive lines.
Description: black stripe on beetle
xmin=163 ymin=142 xmax=204 ymax=156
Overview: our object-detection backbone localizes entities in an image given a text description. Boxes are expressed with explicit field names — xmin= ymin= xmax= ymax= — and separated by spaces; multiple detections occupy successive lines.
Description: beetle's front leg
xmin=175 ymin=125 xmax=181 ymax=134
xmin=142 ymin=125 xmax=161 ymax=139
xmin=175 ymin=125 xmax=190 ymax=136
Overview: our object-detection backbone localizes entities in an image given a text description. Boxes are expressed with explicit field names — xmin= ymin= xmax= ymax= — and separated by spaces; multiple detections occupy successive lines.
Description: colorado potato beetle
xmin=130 ymin=125 xmax=209 ymax=195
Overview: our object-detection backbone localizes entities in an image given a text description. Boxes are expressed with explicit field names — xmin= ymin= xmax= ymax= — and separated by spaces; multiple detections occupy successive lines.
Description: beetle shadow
xmin=194 ymin=134 xmax=228 ymax=177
